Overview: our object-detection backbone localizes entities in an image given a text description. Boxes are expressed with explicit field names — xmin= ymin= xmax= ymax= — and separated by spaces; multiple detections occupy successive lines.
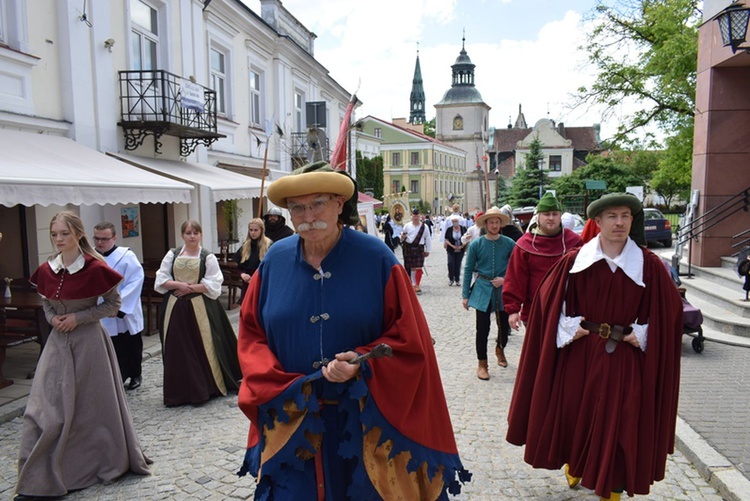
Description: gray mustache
xmin=297 ymin=221 xmax=329 ymax=232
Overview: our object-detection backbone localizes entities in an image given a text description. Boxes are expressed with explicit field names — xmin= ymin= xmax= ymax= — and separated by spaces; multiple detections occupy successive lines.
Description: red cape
xmin=30 ymin=254 xmax=122 ymax=300
xmin=503 ymin=229 xmax=582 ymax=320
xmin=238 ymin=264 xmax=457 ymax=454
xmin=506 ymin=246 xmax=682 ymax=496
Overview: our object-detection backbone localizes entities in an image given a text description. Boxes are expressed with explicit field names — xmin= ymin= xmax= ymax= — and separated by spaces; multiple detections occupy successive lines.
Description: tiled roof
xmin=492 ymin=126 xmax=601 ymax=153
xmin=562 ymin=127 xmax=601 ymax=151
xmin=492 ymin=128 xmax=531 ymax=152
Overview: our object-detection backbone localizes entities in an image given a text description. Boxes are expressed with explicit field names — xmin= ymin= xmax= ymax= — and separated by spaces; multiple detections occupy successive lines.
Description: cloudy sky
xmin=244 ymin=0 xmax=624 ymax=140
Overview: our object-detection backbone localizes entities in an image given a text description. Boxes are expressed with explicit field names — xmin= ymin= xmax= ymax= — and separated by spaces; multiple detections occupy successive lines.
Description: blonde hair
xmin=49 ymin=211 xmax=104 ymax=262
xmin=240 ymin=218 xmax=272 ymax=262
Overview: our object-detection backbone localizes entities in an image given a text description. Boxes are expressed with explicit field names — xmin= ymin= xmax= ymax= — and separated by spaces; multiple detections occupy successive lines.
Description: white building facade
xmin=0 ymin=0 xmax=350 ymax=277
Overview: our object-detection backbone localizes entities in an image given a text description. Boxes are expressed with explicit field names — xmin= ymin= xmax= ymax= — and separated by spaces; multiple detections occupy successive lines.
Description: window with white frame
xmin=410 ymin=179 xmax=418 ymax=193
xmin=130 ymin=0 xmax=159 ymax=71
xmin=392 ymin=152 xmax=401 ymax=166
xmin=410 ymin=152 xmax=419 ymax=166
xmin=249 ymin=69 xmax=262 ymax=127
xmin=210 ymin=47 xmax=227 ymax=116
xmin=294 ymin=91 xmax=304 ymax=132
xmin=374 ymin=127 xmax=382 ymax=138
xmin=392 ymin=180 xmax=400 ymax=193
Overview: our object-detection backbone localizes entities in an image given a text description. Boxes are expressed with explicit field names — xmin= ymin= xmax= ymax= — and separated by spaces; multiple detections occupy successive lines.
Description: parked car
xmin=644 ymin=208 xmax=672 ymax=247
xmin=562 ymin=212 xmax=586 ymax=235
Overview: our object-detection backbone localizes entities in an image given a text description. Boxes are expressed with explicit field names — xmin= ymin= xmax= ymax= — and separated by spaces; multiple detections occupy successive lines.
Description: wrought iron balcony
xmin=118 ymin=70 xmax=225 ymax=156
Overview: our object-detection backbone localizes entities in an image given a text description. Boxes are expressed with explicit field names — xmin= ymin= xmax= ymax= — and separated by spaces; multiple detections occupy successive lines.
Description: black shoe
xmin=127 ymin=377 xmax=142 ymax=390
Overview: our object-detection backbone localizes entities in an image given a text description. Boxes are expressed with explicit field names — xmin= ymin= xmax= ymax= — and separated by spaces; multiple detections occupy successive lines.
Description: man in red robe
xmin=503 ymin=192 xmax=582 ymax=331
xmin=506 ymin=193 xmax=683 ymax=500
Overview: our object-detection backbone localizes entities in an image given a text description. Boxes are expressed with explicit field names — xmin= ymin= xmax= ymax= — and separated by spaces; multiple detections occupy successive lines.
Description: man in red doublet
xmin=503 ymin=192 xmax=582 ymax=330
xmin=506 ymin=193 xmax=683 ymax=500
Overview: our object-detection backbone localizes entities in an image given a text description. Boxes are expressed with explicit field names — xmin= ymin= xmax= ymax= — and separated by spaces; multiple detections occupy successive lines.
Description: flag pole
xmin=257 ymin=143 xmax=269 ymax=217
xmin=256 ymin=117 xmax=278 ymax=217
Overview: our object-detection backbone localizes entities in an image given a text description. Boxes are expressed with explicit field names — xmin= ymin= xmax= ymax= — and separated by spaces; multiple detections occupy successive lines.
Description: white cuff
xmin=557 ymin=313 xmax=582 ymax=348
xmin=631 ymin=323 xmax=648 ymax=351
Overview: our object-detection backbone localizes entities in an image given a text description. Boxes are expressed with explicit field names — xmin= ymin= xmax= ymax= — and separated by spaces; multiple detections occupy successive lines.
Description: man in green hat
xmin=503 ymin=192 xmax=582 ymax=335
xmin=507 ymin=192 xmax=683 ymax=501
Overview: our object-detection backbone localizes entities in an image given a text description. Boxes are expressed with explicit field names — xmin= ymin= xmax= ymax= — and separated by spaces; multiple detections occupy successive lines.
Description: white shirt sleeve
xmin=201 ymin=253 xmax=224 ymax=300
xmin=631 ymin=322 xmax=648 ymax=351
xmin=556 ymin=303 xmax=582 ymax=348
xmin=154 ymin=250 xmax=175 ymax=294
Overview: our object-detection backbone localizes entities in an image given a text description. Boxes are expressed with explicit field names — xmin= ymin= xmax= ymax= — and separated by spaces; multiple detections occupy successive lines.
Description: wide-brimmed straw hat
xmin=475 ymin=206 xmax=510 ymax=228
xmin=266 ymin=161 xmax=358 ymax=225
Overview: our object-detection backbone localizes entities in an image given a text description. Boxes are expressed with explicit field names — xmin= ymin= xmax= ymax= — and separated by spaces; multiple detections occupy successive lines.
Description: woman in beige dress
xmin=16 ymin=211 xmax=150 ymax=500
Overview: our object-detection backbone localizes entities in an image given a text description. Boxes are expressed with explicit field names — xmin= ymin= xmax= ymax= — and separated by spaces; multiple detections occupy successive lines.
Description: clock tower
xmin=435 ymin=35 xmax=491 ymax=211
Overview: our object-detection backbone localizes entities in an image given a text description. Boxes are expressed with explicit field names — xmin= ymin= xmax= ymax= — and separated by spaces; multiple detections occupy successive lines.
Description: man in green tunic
xmin=461 ymin=206 xmax=516 ymax=380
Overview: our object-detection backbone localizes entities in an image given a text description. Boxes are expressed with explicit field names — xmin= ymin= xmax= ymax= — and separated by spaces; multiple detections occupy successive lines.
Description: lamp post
xmin=482 ymin=154 xmax=490 ymax=210
xmin=537 ymin=157 xmax=546 ymax=200
xmin=476 ymin=164 xmax=485 ymax=212
xmin=494 ymin=168 xmax=500 ymax=207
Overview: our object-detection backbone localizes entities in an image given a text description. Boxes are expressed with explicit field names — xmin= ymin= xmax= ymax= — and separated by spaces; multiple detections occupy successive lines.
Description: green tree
xmin=651 ymin=123 xmax=693 ymax=207
xmin=355 ymin=152 xmax=384 ymax=200
xmin=577 ymin=0 xmax=699 ymax=142
xmin=552 ymin=154 xmax=643 ymax=197
xmin=423 ymin=117 xmax=436 ymax=138
xmin=610 ymin=148 xmax=662 ymax=187
xmin=495 ymin=176 xmax=510 ymax=207
xmin=509 ymin=137 xmax=549 ymax=208
xmin=576 ymin=0 xmax=699 ymax=203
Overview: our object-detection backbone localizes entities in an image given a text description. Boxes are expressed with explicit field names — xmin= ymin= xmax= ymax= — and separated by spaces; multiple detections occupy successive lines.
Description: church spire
xmin=409 ymin=44 xmax=426 ymax=125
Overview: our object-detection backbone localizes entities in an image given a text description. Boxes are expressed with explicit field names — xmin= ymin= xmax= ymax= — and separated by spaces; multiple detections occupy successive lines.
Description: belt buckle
xmin=599 ymin=322 xmax=611 ymax=340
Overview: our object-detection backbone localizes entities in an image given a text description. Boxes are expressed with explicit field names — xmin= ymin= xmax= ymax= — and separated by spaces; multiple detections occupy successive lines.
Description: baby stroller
xmin=663 ymin=259 xmax=705 ymax=353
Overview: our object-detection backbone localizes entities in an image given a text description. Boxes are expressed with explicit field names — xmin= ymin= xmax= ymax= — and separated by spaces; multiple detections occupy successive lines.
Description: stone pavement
xmin=0 ymin=235 xmax=749 ymax=500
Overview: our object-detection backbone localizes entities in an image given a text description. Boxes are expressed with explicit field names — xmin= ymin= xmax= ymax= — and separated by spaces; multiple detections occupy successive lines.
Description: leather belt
xmin=580 ymin=320 xmax=632 ymax=354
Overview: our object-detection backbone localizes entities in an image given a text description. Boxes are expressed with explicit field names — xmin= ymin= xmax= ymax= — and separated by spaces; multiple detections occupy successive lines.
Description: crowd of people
xmin=12 ymin=163 xmax=683 ymax=501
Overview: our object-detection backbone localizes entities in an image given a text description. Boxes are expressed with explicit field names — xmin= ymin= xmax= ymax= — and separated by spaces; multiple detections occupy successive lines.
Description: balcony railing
xmin=290 ymin=131 xmax=330 ymax=168
xmin=118 ymin=69 xmax=225 ymax=156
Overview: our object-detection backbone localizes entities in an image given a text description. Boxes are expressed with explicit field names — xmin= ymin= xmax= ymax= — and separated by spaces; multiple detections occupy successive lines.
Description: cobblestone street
xmin=0 ymin=237 xmax=728 ymax=500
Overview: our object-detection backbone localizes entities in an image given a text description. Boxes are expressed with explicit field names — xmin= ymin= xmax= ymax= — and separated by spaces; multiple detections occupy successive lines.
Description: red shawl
xmin=30 ymin=254 xmax=122 ymax=300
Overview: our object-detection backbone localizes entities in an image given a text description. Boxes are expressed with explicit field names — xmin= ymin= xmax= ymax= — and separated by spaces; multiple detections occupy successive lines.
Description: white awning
xmin=0 ymin=130 xmax=193 ymax=207
xmin=110 ymin=152 xmax=265 ymax=202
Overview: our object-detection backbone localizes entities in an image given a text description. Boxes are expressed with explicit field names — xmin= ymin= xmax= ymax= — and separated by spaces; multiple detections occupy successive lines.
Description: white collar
xmin=570 ymin=236 xmax=645 ymax=287
xmin=49 ymin=253 xmax=86 ymax=274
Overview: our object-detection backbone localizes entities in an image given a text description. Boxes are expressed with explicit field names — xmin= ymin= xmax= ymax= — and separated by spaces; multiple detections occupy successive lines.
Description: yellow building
xmin=357 ymin=116 xmax=467 ymax=214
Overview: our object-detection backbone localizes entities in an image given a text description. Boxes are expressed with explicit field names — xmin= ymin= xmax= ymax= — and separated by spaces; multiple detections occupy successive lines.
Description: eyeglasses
xmin=287 ymin=197 xmax=333 ymax=218
xmin=93 ymin=237 xmax=113 ymax=242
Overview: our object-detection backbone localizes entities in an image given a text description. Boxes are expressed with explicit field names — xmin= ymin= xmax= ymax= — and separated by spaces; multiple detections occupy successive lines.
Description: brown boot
xmin=495 ymin=346 xmax=508 ymax=367
xmin=477 ymin=360 xmax=490 ymax=380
